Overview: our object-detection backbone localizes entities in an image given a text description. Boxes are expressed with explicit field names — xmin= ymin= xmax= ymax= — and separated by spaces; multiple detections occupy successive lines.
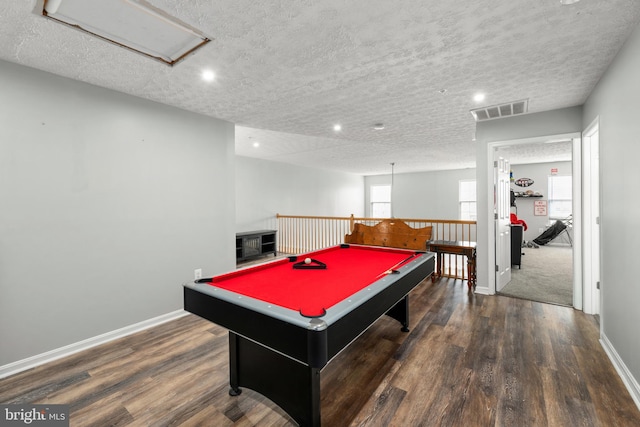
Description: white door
xmin=495 ymin=155 xmax=511 ymax=291
xmin=583 ymin=122 xmax=601 ymax=315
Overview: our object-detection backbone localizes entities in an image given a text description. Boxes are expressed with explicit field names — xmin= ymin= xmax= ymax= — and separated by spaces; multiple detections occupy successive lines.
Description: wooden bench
xmin=344 ymin=219 xmax=432 ymax=251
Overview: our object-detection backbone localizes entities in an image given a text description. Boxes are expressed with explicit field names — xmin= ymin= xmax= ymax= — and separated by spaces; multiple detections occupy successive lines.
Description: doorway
xmin=495 ymin=147 xmax=574 ymax=306
xmin=485 ymin=133 xmax=583 ymax=308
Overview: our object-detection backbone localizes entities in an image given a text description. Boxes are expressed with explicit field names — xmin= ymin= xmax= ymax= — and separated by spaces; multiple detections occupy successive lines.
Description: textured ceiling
xmin=2 ymin=1 xmax=639 ymax=175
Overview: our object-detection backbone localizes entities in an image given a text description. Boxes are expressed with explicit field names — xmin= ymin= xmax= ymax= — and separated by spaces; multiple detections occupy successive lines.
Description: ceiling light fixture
xmin=252 ymin=141 xmax=260 ymax=148
xmin=42 ymin=0 xmax=211 ymax=66
xmin=333 ymin=124 xmax=342 ymax=132
xmin=473 ymin=93 xmax=486 ymax=103
xmin=373 ymin=123 xmax=385 ymax=130
xmin=560 ymin=0 xmax=580 ymax=5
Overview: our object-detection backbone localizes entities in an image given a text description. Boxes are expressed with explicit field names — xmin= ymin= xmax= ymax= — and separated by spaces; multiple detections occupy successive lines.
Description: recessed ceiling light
xmin=560 ymin=0 xmax=580 ymax=5
xmin=201 ymin=70 xmax=215 ymax=82
xmin=252 ymin=141 xmax=260 ymax=148
xmin=473 ymin=93 xmax=486 ymax=102
xmin=333 ymin=124 xmax=342 ymax=132
xmin=373 ymin=123 xmax=385 ymax=130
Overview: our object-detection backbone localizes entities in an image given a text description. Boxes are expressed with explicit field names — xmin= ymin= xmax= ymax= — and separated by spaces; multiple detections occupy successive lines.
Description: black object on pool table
xmin=291 ymin=256 xmax=327 ymax=269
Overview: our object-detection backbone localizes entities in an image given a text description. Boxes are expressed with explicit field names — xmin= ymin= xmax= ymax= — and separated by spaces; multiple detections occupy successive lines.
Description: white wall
xmin=365 ymin=168 xmax=476 ymax=219
xmin=0 ymin=60 xmax=236 ymax=366
xmin=583 ymin=22 xmax=640 ymax=401
xmin=235 ymin=156 xmax=364 ymax=231
xmin=510 ymin=161 xmax=572 ymax=242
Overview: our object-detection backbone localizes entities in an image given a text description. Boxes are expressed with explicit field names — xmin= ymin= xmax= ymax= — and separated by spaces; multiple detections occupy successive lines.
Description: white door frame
xmin=582 ymin=117 xmax=601 ymax=316
xmin=572 ymin=135 xmax=584 ymax=311
xmin=485 ymin=133 xmax=582 ymax=300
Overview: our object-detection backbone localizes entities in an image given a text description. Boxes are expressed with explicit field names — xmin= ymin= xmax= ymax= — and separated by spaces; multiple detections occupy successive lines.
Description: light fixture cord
xmin=390 ymin=162 xmax=395 ymax=218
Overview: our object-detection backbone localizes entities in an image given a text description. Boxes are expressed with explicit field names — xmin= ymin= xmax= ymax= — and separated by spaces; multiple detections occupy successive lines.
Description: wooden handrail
xmin=275 ymin=214 xmax=477 ymax=281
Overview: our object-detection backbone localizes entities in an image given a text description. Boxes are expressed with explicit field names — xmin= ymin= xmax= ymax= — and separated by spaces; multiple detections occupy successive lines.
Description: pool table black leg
xmin=385 ymin=295 xmax=410 ymax=332
xmin=229 ymin=332 xmax=242 ymax=396
xmin=227 ymin=331 xmax=321 ymax=426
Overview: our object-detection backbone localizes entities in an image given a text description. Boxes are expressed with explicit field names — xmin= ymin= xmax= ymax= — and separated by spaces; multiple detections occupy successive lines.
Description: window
xmin=459 ymin=180 xmax=477 ymax=220
xmin=370 ymin=185 xmax=391 ymax=218
xmin=548 ymin=175 xmax=572 ymax=219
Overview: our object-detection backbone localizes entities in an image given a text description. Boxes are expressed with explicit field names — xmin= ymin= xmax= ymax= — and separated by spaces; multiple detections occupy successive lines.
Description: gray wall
xmin=510 ymin=161 xmax=572 ymax=242
xmin=365 ymin=168 xmax=476 ymax=219
xmin=583 ymin=21 xmax=640 ymax=393
xmin=0 ymin=60 xmax=236 ymax=366
xmin=235 ymin=156 xmax=364 ymax=231
xmin=476 ymin=107 xmax=583 ymax=143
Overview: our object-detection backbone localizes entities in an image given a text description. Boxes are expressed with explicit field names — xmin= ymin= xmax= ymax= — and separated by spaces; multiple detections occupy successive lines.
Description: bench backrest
xmin=344 ymin=219 xmax=432 ymax=251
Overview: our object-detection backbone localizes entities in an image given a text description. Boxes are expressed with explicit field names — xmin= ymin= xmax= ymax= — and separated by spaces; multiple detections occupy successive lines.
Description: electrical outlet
xmin=194 ymin=268 xmax=202 ymax=280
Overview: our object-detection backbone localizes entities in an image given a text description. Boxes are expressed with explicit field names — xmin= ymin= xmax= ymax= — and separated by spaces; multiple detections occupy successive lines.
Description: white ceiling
xmin=2 ymin=1 xmax=639 ymax=175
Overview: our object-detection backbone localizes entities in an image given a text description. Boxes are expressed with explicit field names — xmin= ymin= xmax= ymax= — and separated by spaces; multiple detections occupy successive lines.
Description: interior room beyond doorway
xmin=496 ymin=146 xmax=574 ymax=306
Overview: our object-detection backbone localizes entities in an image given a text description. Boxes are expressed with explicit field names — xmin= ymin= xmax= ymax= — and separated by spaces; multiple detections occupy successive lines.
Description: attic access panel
xmin=42 ymin=0 xmax=211 ymax=66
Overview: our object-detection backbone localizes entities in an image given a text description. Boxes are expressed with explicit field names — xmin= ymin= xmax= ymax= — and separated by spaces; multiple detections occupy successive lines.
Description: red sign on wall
xmin=534 ymin=200 xmax=547 ymax=216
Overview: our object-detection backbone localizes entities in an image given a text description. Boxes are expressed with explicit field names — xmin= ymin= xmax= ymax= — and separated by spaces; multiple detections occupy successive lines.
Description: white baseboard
xmin=600 ymin=333 xmax=640 ymax=411
xmin=473 ymin=285 xmax=492 ymax=295
xmin=0 ymin=309 xmax=189 ymax=379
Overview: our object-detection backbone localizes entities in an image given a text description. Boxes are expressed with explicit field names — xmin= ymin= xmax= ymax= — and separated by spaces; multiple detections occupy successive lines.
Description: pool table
xmin=183 ymin=244 xmax=435 ymax=426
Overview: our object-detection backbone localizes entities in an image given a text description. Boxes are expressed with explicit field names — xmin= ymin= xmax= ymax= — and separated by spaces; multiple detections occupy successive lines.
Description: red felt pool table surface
xmin=206 ymin=245 xmax=421 ymax=316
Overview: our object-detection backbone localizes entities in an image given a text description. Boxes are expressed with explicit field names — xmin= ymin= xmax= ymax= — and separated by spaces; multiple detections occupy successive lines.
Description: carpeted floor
xmin=498 ymin=244 xmax=573 ymax=306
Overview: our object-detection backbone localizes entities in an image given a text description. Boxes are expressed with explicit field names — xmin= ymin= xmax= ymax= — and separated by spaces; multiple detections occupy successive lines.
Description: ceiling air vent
xmin=470 ymin=99 xmax=528 ymax=122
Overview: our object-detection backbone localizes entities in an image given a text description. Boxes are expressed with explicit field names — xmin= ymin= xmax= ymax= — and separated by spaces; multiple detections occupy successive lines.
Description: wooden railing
xmin=276 ymin=215 xmax=354 ymax=254
xmin=276 ymin=214 xmax=477 ymax=281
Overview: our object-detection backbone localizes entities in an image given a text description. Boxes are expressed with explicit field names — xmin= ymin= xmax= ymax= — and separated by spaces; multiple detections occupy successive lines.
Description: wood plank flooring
xmin=2 ymin=278 xmax=639 ymax=426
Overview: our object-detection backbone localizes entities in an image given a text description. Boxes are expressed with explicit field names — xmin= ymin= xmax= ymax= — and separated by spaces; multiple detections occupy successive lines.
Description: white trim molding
xmin=0 ymin=310 xmax=189 ymax=379
xmin=601 ymin=334 xmax=640 ymax=411
xmin=473 ymin=285 xmax=491 ymax=295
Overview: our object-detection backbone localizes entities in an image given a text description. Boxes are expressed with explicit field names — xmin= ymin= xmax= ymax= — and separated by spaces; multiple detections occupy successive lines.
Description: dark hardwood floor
xmin=2 ymin=278 xmax=639 ymax=426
